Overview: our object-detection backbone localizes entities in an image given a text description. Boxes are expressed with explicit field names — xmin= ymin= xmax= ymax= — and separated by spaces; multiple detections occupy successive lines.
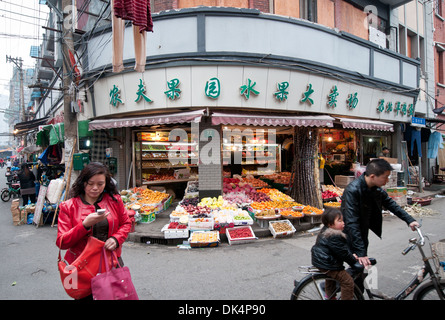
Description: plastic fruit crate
xmin=269 ymin=219 xmax=296 ymax=238
xmin=161 ymin=224 xmax=189 ymax=239
xmin=225 ymin=226 xmax=257 ymax=245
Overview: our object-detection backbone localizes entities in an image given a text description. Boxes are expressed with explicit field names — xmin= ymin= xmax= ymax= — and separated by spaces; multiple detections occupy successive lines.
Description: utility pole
xmin=6 ymin=55 xmax=27 ymax=150
xmin=61 ymin=0 xmax=78 ymax=191
xmin=6 ymin=56 xmax=25 ymax=123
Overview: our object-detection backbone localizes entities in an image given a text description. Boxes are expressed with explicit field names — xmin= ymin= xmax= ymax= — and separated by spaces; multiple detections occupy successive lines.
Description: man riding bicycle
xmin=341 ymin=159 xmax=419 ymax=270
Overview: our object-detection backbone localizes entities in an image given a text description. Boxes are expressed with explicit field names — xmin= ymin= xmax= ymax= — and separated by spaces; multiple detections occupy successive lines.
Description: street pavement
xmin=0 ymin=165 xmax=444 ymax=301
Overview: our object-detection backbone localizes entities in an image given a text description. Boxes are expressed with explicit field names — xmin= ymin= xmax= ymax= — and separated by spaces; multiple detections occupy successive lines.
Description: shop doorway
xmin=362 ymin=135 xmax=388 ymax=164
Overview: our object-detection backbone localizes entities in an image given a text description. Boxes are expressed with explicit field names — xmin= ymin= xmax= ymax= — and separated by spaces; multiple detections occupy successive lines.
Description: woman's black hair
xmin=321 ymin=207 xmax=342 ymax=227
xmin=21 ymin=163 xmax=30 ymax=175
xmin=69 ymin=162 xmax=118 ymax=201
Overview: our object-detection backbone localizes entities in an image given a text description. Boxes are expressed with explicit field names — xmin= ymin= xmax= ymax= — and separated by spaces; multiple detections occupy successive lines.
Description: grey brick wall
xmin=198 ymin=116 xmax=223 ymax=198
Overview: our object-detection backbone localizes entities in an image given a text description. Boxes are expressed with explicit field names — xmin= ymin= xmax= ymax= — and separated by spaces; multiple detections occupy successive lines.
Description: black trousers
xmin=22 ymin=194 xmax=36 ymax=206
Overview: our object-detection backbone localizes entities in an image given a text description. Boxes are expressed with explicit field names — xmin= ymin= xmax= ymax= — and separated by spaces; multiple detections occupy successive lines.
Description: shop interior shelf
xmin=143 ymin=178 xmax=198 ymax=185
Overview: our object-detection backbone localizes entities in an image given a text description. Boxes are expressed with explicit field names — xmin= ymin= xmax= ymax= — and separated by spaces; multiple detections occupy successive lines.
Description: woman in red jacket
xmin=56 ymin=162 xmax=131 ymax=295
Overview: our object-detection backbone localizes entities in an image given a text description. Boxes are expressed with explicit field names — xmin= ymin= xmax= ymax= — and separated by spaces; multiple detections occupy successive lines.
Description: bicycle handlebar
xmin=415 ymin=226 xmax=425 ymax=246
xmin=402 ymin=244 xmax=416 ymax=255
xmin=402 ymin=227 xmax=425 ymax=255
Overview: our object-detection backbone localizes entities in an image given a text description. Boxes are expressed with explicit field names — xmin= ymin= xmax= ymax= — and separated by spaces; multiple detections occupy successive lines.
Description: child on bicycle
xmin=311 ymin=207 xmax=358 ymax=300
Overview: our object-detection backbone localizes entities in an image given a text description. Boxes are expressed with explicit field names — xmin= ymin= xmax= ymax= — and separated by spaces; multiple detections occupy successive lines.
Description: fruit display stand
xmin=189 ymin=230 xmax=220 ymax=248
xmin=166 ymin=178 xmax=328 ymax=243
xmin=226 ymin=226 xmax=257 ymax=245
xmin=269 ymin=220 xmax=296 ymax=238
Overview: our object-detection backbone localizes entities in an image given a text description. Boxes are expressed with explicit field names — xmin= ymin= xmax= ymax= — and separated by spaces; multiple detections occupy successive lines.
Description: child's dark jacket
xmin=311 ymin=226 xmax=357 ymax=270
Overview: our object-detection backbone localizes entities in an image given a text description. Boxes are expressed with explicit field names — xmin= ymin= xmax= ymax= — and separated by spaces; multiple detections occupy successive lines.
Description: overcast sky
xmin=0 ymin=1 xmax=50 ymax=97
xmin=0 ymin=1 xmax=49 ymax=129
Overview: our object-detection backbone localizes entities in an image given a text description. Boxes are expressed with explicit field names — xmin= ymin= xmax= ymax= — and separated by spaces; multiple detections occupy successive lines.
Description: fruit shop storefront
xmin=88 ymin=109 xmax=404 ymax=244
xmin=86 ymin=63 xmax=414 ymax=243
xmin=89 ymin=109 xmax=340 ymax=242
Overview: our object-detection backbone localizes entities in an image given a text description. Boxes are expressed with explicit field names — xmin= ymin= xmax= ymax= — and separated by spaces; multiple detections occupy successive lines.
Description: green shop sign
xmin=108 ymin=77 xmax=414 ymax=118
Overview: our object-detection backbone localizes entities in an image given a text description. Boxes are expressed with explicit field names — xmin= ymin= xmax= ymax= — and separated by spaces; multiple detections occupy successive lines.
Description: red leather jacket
xmin=56 ymin=193 xmax=131 ymax=264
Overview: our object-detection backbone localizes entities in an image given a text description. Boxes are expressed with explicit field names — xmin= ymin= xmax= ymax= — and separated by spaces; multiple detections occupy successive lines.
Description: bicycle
xmin=290 ymin=226 xmax=445 ymax=300
xmin=1 ymin=181 xmax=21 ymax=202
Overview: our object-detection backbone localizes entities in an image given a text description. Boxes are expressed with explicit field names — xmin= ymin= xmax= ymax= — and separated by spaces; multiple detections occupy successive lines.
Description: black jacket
xmin=18 ymin=171 xmax=36 ymax=189
xmin=311 ymin=226 xmax=357 ymax=270
xmin=340 ymin=174 xmax=416 ymax=257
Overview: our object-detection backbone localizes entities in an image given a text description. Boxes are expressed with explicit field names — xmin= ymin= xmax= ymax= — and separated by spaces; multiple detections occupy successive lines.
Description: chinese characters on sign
xmin=108 ymin=77 xmax=414 ymax=118
xmin=301 ymin=84 xmax=314 ymax=105
xmin=135 ymin=79 xmax=152 ymax=103
xmin=109 ymin=85 xmax=123 ymax=107
xmin=274 ymin=81 xmax=289 ymax=101
xmin=205 ymin=77 xmax=221 ymax=99
xmin=240 ymin=78 xmax=260 ymax=100
xmin=347 ymin=92 xmax=358 ymax=109
xmin=164 ymin=78 xmax=181 ymax=100
xmin=327 ymin=86 xmax=339 ymax=108
xmin=377 ymin=99 xmax=413 ymax=116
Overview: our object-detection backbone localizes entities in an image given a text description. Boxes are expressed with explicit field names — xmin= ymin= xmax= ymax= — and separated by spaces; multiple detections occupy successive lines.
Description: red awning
xmin=211 ymin=112 xmax=334 ymax=127
xmin=88 ymin=109 xmax=205 ymax=130
xmin=338 ymin=117 xmax=394 ymax=132
xmin=17 ymin=147 xmax=24 ymax=153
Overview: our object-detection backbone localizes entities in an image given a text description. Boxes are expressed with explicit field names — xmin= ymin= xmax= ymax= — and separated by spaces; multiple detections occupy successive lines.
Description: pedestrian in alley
xmin=17 ymin=163 xmax=36 ymax=205
xmin=56 ymin=162 xmax=132 ymax=300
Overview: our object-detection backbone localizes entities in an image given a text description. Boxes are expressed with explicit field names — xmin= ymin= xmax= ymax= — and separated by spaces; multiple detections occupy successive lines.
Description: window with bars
xmin=300 ymin=0 xmax=317 ymax=23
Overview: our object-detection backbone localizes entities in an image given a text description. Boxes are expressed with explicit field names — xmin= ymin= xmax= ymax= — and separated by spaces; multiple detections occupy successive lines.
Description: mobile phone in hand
xmin=96 ymin=209 xmax=106 ymax=215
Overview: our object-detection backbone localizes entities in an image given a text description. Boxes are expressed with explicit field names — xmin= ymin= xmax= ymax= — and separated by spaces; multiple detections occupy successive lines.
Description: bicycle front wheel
xmin=413 ymin=279 xmax=445 ymax=300
xmin=291 ymin=273 xmax=364 ymax=300
xmin=1 ymin=189 xmax=11 ymax=202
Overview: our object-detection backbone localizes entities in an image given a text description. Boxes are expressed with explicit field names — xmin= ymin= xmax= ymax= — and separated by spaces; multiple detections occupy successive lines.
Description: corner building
xmin=67 ymin=0 xmax=428 ymax=197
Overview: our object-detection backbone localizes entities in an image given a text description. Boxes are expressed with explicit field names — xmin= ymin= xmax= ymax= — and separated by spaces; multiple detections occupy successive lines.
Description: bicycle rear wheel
xmin=291 ymin=273 xmax=364 ymax=300
xmin=1 ymin=189 xmax=11 ymax=202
